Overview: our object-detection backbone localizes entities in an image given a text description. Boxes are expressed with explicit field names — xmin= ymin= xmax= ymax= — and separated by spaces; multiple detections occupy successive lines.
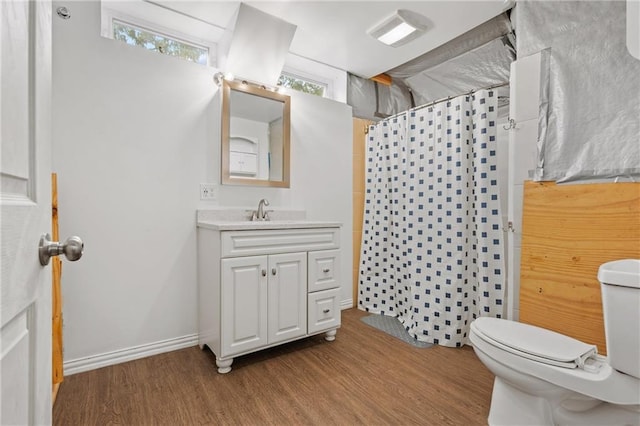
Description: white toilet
xmin=470 ymin=259 xmax=640 ymax=426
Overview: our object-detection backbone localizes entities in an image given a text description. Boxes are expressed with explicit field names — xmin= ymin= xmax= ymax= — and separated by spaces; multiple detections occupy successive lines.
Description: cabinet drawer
xmin=307 ymin=288 xmax=341 ymax=334
xmin=308 ymin=249 xmax=341 ymax=292
xmin=221 ymin=228 xmax=340 ymax=258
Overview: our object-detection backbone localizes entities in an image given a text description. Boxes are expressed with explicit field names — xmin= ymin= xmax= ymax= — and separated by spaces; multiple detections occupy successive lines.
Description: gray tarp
xmin=348 ymin=12 xmax=514 ymax=121
xmin=517 ymin=1 xmax=640 ymax=182
xmin=404 ymin=36 xmax=514 ymax=106
xmin=347 ymin=74 xmax=412 ymax=121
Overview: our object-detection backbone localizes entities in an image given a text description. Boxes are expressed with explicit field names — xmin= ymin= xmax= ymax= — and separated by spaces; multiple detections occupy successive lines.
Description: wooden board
xmin=520 ymin=181 xmax=640 ymax=354
xmin=352 ymin=118 xmax=373 ymax=305
xmin=370 ymin=73 xmax=392 ymax=86
xmin=52 ymin=173 xmax=63 ymax=401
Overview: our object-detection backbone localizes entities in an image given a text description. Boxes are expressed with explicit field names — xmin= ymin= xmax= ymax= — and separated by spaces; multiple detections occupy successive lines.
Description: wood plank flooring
xmin=53 ymin=309 xmax=495 ymax=425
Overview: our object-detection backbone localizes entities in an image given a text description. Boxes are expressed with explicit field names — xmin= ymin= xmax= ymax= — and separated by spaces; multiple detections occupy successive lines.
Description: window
xmin=112 ymin=20 xmax=208 ymax=66
xmin=281 ymin=55 xmax=348 ymax=102
xmin=277 ymin=73 xmax=327 ymax=97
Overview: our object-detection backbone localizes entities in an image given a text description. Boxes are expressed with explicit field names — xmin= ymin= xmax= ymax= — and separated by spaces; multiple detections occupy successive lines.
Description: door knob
xmin=39 ymin=233 xmax=84 ymax=266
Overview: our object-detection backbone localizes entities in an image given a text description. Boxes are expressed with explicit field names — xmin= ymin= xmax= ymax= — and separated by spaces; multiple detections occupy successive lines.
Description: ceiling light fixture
xmin=368 ymin=9 xmax=430 ymax=48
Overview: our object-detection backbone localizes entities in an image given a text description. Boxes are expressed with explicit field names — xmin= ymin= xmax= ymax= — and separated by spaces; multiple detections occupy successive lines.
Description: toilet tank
xmin=598 ymin=259 xmax=640 ymax=379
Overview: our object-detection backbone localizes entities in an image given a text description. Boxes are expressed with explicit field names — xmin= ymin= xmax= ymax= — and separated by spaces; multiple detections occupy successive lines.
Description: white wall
xmin=53 ymin=0 xmax=352 ymax=374
xmin=496 ymin=113 xmax=510 ymax=318
xmin=506 ymin=52 xmax=542 ymax=321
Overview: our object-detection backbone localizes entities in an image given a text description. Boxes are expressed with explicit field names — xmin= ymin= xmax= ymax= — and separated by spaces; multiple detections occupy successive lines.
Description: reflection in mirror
xmin=221 ymin=80 xmax=290 ymax=187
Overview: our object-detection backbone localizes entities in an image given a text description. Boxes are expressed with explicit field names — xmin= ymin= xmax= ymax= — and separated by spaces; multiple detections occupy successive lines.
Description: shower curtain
xmin=358 ymin=89 xmax=505 ymax=347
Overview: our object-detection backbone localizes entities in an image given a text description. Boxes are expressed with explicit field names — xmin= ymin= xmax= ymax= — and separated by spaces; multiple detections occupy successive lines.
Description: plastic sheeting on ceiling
xmin=347 ymin=74 xmax=412 ymax=120
xmin=402 ymin=36 xmax=514 ymax=106
xmin=347 ymin=12 xmax=514 ymax=121
xmin=517 ymin=1 xmax=640 ymax=183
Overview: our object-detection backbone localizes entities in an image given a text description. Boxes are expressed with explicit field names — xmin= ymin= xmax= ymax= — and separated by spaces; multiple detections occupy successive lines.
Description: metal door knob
xmin=39 ymin=233 xmax=84 ymax=266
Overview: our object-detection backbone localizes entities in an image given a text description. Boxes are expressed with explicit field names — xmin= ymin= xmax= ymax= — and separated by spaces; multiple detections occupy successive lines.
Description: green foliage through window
xmin=113 ymin=20 xmax=208 ymax=66
xmin=278 ymin=74 xmax=326 ymax=97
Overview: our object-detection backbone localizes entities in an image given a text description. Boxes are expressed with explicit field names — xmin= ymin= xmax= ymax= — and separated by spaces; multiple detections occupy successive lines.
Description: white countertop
xmin=197 ymin=220 xmax=342 ymax=231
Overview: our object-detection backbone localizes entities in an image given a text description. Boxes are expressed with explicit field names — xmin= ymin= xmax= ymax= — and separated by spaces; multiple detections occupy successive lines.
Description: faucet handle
xmin=263 ymin=210 xmax=273 ymax=221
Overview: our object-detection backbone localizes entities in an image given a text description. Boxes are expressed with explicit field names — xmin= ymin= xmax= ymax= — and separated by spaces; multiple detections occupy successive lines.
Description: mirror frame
xmin=221 ymin=80 xmax=291 ymax=188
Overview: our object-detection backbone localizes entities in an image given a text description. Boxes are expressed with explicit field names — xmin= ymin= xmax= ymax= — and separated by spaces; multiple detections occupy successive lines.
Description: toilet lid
xmin=472 ymin=317 xmax=598 ymax=369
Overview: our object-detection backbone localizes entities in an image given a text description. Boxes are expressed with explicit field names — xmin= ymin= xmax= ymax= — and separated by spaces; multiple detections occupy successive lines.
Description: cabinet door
xmin=268 ymin=252 xmax=307 ymax=344
xmin=221 ymin=256 xmax=268 ymax=356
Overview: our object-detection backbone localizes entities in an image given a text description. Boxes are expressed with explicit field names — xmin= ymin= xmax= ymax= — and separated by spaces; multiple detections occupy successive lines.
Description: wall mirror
xmin=221 ymin=80 xmax=291 ymax=187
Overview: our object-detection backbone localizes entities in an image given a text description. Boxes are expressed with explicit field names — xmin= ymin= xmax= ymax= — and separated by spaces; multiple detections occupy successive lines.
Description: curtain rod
xmin=382 ymin=81 xmax=510 ymax=122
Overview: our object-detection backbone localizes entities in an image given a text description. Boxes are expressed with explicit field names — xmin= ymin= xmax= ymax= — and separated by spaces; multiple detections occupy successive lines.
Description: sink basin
xmin=196 ymin=209 xmax=341 ymax=231
xmin=197 ymin=220 xmax=342 ymax=231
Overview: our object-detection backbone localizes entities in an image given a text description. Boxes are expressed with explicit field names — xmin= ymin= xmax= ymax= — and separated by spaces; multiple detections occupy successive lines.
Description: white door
xmin=221 ymin=256 xmax=268 ymax=356
xmin=267 ymin=252 xmax=306 ymax=344
xmin=1 ymin=1 xmax=53 ymax=424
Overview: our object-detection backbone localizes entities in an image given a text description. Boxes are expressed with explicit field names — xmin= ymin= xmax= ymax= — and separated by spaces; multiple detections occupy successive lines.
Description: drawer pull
xmin=322 ymin=268 xmax=330 ymax=273
xmin=272 ymin=268 xmax=277 ymax=276
xmin=323 ymin=309 xmax=330 ymax=314
xmin=261 ymin=269 xmax=267 ymax=277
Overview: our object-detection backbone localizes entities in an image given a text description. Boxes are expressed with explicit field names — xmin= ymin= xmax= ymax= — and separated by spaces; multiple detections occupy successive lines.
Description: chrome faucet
xmin=252 ymin=199 xmax=270 ymax=221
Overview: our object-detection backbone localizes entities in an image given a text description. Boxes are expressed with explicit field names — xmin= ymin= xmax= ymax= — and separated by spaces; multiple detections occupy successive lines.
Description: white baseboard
xmin=65 ymin=301 xmax=355 ymax=376
xmin=63 ymin=333 xmax=198 ymax=376
xmin=341 ymin=298 xmax=354 ymax=309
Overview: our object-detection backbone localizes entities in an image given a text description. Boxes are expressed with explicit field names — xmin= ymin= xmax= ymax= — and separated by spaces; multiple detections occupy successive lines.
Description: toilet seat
xmin=472 ymin=317 xmax=598 ymax=370
xmin=470 ymin=318 xmax=640 ymax=405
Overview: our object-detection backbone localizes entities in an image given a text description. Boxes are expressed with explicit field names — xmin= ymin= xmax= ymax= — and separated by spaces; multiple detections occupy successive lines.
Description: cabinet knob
xmin=271 ymin=268 xmax=277 ymax=276
xmin=322 ymin=268 xmax=330 ymax=273
xmin=261 ymin=269 xmax=267 ymax=277
xmin=323 ymin=309 xmax=330 ymax=314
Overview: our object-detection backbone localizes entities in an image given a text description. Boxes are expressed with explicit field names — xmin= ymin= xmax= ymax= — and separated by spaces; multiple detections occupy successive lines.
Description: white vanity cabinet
xmin=197 ymin=224 xmax=341 ymax=373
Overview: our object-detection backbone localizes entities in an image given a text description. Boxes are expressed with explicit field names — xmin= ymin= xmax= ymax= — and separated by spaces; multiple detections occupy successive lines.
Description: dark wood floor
xmin=53 ymin=308 xmax=495 ymax=425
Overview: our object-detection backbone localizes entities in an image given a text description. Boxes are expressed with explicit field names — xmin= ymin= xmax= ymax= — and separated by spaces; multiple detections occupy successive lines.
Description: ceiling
xmin=131 ymin=1 xmax=511 ymax=78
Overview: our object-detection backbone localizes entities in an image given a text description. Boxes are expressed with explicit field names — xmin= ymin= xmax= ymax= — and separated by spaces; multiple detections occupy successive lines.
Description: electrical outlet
xmin=200 ymin=183 xmax=217 ymax=200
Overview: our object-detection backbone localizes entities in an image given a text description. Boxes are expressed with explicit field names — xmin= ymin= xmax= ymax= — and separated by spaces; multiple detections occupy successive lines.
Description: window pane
xmin=277 ymin=74 xmax=326 ymax=97
xmin=113 ymin=20 xmax=208 ymax=66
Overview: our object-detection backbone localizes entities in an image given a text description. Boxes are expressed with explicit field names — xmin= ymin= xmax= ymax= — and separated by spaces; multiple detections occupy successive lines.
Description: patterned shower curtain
xmin=358 ymin=89 xmax=505 ymax=348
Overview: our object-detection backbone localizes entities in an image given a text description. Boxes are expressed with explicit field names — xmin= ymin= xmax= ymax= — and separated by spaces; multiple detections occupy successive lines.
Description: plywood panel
xmin=352 ymin=118 xmax=373 ymax=305
xmin=371 ymin=73 xmax=392 ymax=86
xmin=52 ymin=173 xmax=63 ymax=401
xmin=520 ymin=181 xmax=640 ymax=354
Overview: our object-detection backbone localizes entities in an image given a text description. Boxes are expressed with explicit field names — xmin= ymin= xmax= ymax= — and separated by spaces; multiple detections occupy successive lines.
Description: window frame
xmin=101 ymin=7 xmax=216 ymax=67
xmin=278 ymin=72 xmax=328 ymax=98
xmin=282 ymin=55 xmax=347 ymax=102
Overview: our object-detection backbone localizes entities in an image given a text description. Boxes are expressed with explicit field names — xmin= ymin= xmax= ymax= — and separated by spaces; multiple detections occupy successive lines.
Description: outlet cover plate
xmin=200 ymin=183 xmax=217 ymax=200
